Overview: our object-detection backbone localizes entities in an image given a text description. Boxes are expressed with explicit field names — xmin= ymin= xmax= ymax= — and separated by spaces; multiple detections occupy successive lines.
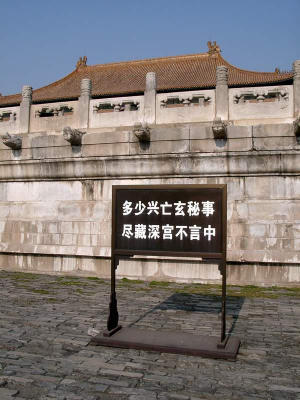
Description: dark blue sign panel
xmin=112 ymin=185 xmax=227 ymax=259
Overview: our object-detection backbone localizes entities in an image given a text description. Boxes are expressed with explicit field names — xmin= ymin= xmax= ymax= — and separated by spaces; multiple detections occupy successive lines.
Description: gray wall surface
xmin=0 ymin=122 xmax=299 ymax=285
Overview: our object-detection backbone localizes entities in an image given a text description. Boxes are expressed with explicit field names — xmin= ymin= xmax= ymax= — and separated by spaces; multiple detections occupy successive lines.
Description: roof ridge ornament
xmin=76 ymin=56 xmax=87 ymax=70
xmin=207 ymin=41 xmax=221 ymax=55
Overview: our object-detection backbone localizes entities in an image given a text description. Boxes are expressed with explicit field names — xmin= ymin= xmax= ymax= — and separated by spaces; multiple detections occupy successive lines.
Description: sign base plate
xmin=89 ymin=327 xmax=240 ymax=361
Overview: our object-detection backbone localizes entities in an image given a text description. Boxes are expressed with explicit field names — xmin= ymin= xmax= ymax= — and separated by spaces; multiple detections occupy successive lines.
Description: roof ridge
xmin=87 ymin=51 xmax=211 ymax=69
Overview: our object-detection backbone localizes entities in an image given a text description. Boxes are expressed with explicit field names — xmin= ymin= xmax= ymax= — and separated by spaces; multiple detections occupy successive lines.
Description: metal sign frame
xmin=112 ymin=184 xmax=227 ymax=260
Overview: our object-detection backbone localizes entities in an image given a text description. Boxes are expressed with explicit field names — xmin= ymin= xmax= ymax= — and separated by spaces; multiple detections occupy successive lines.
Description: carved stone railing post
xmin=144 ymin=72 xmax=156 ymax=125
xmin=19 ymin=85 xmax=32 ymax=133
xmin=215 ymin=66 xmax=229 ymax=121
xmin=293 ymin=60 xmax=300 ymax=117
xmin=78 ymin=78 xmax=92 ymax=129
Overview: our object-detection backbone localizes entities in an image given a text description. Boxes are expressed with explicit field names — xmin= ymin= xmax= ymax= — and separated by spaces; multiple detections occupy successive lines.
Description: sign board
xmin=112 ymin=185 xmax=227 ymax=260
xmin=90 ymin=184 xmax=241 ymax=360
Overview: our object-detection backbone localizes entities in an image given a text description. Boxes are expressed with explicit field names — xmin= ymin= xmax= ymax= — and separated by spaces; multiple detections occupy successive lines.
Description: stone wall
xmin=0 ymin=122 xmax=299 ymax=285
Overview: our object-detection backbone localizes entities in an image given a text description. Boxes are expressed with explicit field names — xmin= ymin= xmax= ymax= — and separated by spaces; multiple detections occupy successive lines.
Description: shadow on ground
xmin=129 ymin=292 xmax=244 ymax=336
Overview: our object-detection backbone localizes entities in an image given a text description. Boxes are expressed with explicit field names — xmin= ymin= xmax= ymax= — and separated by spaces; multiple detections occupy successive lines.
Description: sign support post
xmin=104 ymin=255 xmax=122 ymax=336
xmin=90 ymin=185 xmax=240 ymax=360
xmin=218 ymin=260 xmax=227 ymax=347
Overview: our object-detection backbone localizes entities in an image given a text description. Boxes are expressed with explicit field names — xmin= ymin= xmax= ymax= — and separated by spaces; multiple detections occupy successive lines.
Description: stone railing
xmin=156 ymin=90 xmax=214 ymax=124
xmin=30 ymin=101 xmax=79 ymax=132
xmin=0 ymin=106 xmax=20 ymax=134
xmin=229 ymin=85 xmax=293 ymax=123
xmin=89 ymin=95 xmax=144 ymax=128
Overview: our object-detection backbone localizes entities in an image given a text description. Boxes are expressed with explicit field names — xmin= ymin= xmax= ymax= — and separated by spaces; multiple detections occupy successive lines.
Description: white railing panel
xmin=229 ymin=85 xmax=293 ymax=121
xmin=156 ymin=89 xmax=215 ymax=124
xmin=0 ymin=106 xmax=20 ymax=134
xmin=90 ymin=96 xmax=144 ymax=128
xmin=30 ymin=100 xmax=79 ymax=132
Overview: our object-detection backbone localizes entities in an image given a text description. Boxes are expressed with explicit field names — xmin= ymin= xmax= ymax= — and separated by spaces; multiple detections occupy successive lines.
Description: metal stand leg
xmin=217 ymin=260 xmax=228 ymax=348
xmin=103 ymin=255 xmax=122 ymax=337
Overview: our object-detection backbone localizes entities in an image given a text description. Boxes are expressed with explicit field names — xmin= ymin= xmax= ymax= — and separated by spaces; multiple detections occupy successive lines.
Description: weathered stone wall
xmin=0 ymin=122 xmax=299 ymax=285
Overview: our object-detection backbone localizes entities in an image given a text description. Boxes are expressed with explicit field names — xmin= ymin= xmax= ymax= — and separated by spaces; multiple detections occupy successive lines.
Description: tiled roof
xmin=0 ymin=46 xmax=293 ymax=107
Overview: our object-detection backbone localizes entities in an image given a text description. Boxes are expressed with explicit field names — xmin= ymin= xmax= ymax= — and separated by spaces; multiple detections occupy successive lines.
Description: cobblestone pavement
xmin=0 ymin=271 xmax=299 ymax=400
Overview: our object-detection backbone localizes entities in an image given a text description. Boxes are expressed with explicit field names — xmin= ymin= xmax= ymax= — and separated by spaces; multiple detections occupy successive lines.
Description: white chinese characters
xmin=121 ymin=198 xmax=217 ymax=243
xmin=202 ymin=201 xmax=215 ymax=217
xmin=122 ymin=224 xmax=133 ymax=238
xmin=121 ymin=200 xmax=215 ymax=216
xmin=121 ymin=224 xmax=215 ymax=241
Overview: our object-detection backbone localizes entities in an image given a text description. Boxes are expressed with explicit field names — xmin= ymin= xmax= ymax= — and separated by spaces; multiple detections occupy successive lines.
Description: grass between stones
xmin=48 ymin=276 xmax=91 ymax=287
xmin=3 ymin=271 xmax=40 ymax=282
xmin=86 ymin=277 xmax=106 ymax=283
xmin=149 ymin=281 xmax=170 ymax=287
xmin=121 ymin=277 xmax=144 ymax=284
xmin=30 ymin=289 xmax=52 ymax=295
xmin=117 ymin=279 xmax=300 ymax=298
xmin=1 ymin=271 xmax=300 ymax=299
xmin=115 ymin=277 xmax=300 ymax=298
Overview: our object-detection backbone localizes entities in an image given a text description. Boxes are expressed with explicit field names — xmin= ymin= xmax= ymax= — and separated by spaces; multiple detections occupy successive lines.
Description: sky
xmin=0 ymin=0 xmax=299 ymax=96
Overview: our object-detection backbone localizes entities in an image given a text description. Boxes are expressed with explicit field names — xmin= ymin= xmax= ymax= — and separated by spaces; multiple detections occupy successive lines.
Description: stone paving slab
xmin=0 ymin=271 xmax=299 ymax=399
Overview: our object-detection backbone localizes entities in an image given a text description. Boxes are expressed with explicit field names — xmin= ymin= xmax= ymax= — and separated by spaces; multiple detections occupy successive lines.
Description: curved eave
xmin=0 ymin=52 xmax=294 ymax=108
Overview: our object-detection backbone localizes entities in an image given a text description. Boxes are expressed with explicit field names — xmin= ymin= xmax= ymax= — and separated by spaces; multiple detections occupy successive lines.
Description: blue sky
xmin=0 ymin=0 xmax=299 ymax=95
